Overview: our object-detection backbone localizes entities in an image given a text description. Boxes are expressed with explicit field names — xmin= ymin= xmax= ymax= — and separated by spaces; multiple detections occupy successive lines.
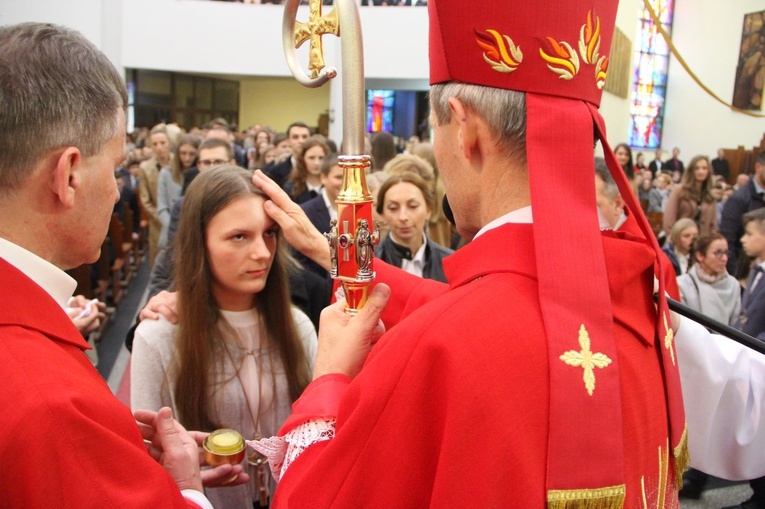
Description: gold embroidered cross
xmin=294 ymin=0 xmax=340 ymax=79
xmin=663 ymin=312 xmax=675 ymax=365
xmin=560 ymin=324 xmax=612 ymax=396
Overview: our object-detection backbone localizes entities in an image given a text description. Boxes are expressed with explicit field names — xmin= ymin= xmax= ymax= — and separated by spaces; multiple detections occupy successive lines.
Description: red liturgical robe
xmin=0 ymin=258 xmax=201 ymax=508
xmin=274 ymin=224 xmax=679 ymax=508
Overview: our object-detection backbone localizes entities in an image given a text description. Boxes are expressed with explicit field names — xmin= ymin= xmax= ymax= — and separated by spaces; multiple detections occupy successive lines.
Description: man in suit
xmin=139 ymin=124 xmax=172 ymax=267
xmin=206 ymin=119 xmax=247 ymax=169
xmin=666 ymin=146 xmax=684 ymax=179
xmin=726 ymin=206 xmax=765 ymax=509
xmin=721 ymin=150 xmax=765 ymax=277
xmin=263 ymin=121 xmax=311 ymax=188
xmin=648 ymin=148 xmax=664 ymax=178
xmin=736 ymin=207 xmax=765 ymax=339
xmin=712 ymin=148 xmax=731 ymax=182
xmin=297 ymin=154 xmax=343 ymax=278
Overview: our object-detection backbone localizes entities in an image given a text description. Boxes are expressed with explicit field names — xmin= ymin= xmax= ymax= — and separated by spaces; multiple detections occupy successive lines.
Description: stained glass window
xmin=627 ymin=0 xmax=674 ymax=149
xmin=366 ymin=90 xmax=395 ymax=133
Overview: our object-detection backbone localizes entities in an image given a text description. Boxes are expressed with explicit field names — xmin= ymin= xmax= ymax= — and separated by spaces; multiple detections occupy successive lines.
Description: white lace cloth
xmin=246 ymin=418 xmax=337 ymax=482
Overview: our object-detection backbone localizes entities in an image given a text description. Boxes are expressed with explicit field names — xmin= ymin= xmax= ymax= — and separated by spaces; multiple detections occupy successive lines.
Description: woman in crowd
xmin=676 ymin=232 xmax=742 ymax=498
xmin=614 ymin=143 xmax=635 ymax=182
xmin=131 ymin=166 xmax=317 ymax=509
xmin=375 ymin=171 xmax=452 ymax=283
xmin=663 ymin=155 xmax=717 ymax=236
xmin=285 ymin=135 xmax=330 ymax=204
xmin=663 ymin=218 xmax=699 ymax=276
xmin=157 ymin=134 xmax=199 ymax=246
xmin=678 ymin=233 xmax=741 ymax=326
xmin=411 ymin=142 xmax=453 ymax=250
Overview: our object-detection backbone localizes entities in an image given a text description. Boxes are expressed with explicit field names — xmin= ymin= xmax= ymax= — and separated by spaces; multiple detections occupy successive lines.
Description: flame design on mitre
xmin=578 ymin=10 xmax=602 ymax=64
xmin=539 ymin=36 xmax=580 ymax=80
xmin=475 ymin=29 xmax=523 ymax=73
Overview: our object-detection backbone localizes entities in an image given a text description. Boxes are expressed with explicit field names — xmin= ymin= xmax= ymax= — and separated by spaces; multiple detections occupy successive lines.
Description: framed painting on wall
xmin=732 ymin=10 xmax=765 ymax=111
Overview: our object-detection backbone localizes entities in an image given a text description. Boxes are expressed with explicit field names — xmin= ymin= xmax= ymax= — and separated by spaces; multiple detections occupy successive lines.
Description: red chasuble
xmin=0 ymin=258 xmax=201 ymax=508
xmin=274 ymin=224 xmax=680 ymax=508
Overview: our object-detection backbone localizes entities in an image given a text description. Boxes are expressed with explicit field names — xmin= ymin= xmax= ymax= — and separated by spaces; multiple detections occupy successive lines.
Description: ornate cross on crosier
xmin=284 ymin=0 xmax=378 ymax=314
xmin=559 ymin=324 xmax=612 ymax=396
xmin=293 ymin=0 xmax=339 ymax=79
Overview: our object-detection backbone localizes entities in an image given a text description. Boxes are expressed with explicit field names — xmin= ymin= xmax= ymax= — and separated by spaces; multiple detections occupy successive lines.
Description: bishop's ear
xmin=447 ymin=97 xmax=479 ymax=160
xmin=50 ymin=147 xmax=82 ymax=209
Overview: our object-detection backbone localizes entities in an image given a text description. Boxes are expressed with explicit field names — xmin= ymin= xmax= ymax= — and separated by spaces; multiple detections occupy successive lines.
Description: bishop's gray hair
xmin=429 ymin=82 xmax=526 ymax=165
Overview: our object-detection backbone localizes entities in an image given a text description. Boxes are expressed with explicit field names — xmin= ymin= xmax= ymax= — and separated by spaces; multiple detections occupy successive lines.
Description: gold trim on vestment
xmin=547 ymin=485 xmax=626 ymax=509
xmin=673 ymin=424 xmax=689 ymax=487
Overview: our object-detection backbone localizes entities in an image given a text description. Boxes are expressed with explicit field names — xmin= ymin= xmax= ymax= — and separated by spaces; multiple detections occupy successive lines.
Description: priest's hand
xmin=139 ymin=290 xmax=179 ymax=324
xmin=134 ymin=407 xmax=203 ymax=493
xmin=314 ymin=284 xmax=391 ymax=379
xmin=252 ymin=169 xmax=331 ymax=271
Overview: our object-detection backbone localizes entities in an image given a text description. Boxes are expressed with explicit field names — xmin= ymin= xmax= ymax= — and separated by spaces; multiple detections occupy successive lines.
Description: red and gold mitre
xmin=430 ymin=2 xmax=614 ymax=105
xmin=429 ymin=1 xmax=686 ymax=507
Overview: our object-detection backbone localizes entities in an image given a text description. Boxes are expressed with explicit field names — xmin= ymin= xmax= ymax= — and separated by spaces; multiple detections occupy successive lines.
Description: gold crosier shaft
xmin=283 ymin=0 xmax=378 ymax=314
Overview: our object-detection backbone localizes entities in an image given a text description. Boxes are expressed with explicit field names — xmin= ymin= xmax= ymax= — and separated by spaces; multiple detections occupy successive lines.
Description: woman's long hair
xmin=288 ymin=135 xmax=330 ymax=199
xmin=170 ymin=134 xmax=200 ymax=184
xmin=680 ymin=155 xmax=715 ymax=204
xmin=614 ymin=143 xmax=634 ymax=180
xmin=173 ymin=166 xmax=311 ymax=430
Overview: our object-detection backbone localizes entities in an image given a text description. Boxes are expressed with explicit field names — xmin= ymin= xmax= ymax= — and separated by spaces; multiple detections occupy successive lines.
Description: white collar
xmin=320 ymin=188 xmax=338 ymax=220
xmin=474 ymin=206 xmax=533 ymax=239
xmin=307 ymin=181 xmax=323 ymax=193
xmin=0 ymin=237 xmax=76 ymax=308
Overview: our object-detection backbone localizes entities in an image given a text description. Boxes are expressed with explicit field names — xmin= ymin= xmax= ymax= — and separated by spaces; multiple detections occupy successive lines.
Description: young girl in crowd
xmin=131 ymin=166 xmax=317 ymax=509
xmin=663 ymin=218 xmax=699 ymax=276
xmin=663 ymin=155 xmax=718 ymax=236
xmin=157 ymin=134 xmax=199 ymax=246
xmin=285 ymin=135 xmax=330 ymax=204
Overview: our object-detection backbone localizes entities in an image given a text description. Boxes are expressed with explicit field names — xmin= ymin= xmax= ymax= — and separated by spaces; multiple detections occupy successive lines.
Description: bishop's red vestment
xmin=272 ymin=223 xmax=680 ymax=508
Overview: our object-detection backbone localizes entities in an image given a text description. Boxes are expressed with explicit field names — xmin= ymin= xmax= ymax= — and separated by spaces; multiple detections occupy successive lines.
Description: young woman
xmin=157 ymin=134 xmax=199 ymax=246
xmin=375 ymin=171 xmax=453 ymax=283
xmin=663 ymin=218 xmax=699 ymax=276
xmin=132 ymin=166 xmax=317 ymax=509
xmin=663 ymin=155 xmax=717 ymax=236
xmin=614 ymin=143 xmax=635 ymax=181
xmin=677 ymin=233 xmax=741 ymax=326
xmin=284 ymin=135 xmax=330 ymax=204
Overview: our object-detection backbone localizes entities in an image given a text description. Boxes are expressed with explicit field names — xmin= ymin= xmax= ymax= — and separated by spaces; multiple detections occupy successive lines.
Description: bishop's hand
xmin=314 ymin=283 xmax=390 ymax=379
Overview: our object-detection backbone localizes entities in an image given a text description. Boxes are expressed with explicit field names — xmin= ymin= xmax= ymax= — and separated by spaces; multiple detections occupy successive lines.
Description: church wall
xmin=239 ymin=77 xmax=331 ymax=133
xmin=662 ymin=0 xmax=765 ymax=160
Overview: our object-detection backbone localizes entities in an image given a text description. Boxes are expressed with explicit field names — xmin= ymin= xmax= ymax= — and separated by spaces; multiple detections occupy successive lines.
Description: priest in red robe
xmin=249 ymin=1 xmax=687 ymax=507
xmin=0 ymin=23 xmax=241 ymax=508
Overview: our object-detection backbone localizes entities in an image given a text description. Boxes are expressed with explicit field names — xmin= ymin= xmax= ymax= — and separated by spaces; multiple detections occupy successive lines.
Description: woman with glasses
xmin=677 ymin=233 xmax=741 ymax=326
xmin=675 ymin=232 xmax=741 ymax=499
